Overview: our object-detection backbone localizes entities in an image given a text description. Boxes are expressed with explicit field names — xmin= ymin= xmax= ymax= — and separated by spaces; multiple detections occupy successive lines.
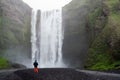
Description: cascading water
xmin=31 ymin=10 xmax=37 ymax=62
xmin=27 ymin=0 xmax=72 ymax=68
xmin=40 ymin=9 xmax=63 ymax=67
xmin=31 ymin=9 xmax=64 ymax=67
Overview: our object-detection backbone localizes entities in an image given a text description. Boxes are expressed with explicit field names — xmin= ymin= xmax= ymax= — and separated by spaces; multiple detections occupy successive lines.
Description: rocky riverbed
xmin=0 ymin=68 xmax=120 ymax=80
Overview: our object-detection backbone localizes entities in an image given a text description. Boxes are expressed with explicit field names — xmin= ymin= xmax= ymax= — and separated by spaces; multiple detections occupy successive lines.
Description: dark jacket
xmin=33 ymin=61 xmax=38 ymax=68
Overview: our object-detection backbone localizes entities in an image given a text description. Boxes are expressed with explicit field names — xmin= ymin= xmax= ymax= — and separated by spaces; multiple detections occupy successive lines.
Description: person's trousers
xmin=34 ymin=67 xmax=38 ymax=73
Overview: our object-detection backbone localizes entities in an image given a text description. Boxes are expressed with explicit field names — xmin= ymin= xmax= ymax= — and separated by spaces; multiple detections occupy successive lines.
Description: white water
xmin=28 ymin=0 xmax=72 ymax=68
xmin=31 ymin=9 xmax=65 ymax=67
xmin=31 ymin=10 xmax=37 ymax=62
xmin=40 ymin=9 xmax=64 ymax=67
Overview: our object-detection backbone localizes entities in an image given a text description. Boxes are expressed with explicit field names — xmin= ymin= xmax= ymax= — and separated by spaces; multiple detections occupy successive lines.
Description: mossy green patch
xmin=87 ymin=7 xmax=102 ymax=27
xmin=0 ymin=57 xmax=10 ymax=69
xmin=0 ymin=15 xmax=30 ymax=48
xmin=104 ymin=0 xmax=119 ymax=11
xmin=86 ymin=6 xmax=107 ymax=41
xmin=110 ymin=12 xmax=120 ymax=34
xmin=85 ymin=0 xmax=120 ymax=70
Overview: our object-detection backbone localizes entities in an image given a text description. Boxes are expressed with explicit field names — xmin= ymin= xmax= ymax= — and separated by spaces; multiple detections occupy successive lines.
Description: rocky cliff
xmin=85 ymin=0 xmax=120 ymax=70
xmin=62 ymin=0 xmax=101 ymax=68
xmin=0 ymin=0 xmax=31 ymax=64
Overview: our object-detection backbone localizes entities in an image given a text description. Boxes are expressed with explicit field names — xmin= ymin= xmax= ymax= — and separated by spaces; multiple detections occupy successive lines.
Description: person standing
xmin=33 ymin=60 xmax=38 ymax=73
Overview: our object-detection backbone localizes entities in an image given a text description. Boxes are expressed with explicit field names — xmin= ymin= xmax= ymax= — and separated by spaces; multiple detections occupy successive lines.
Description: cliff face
xmin=62 ymin=0 xmax=101 ymax=68
xmin=0 ymin=0 xmax=31 ymax=63
xmin=85 ymin=0 xmax=120 ymax=70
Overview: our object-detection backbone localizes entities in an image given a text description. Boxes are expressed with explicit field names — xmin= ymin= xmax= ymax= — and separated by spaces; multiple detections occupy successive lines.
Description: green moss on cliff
xmin=104 ymin=0 xmax=119 ymax=11
xmin=86 ymin=6 xmax=107 ymax=42
xmin=0 ymin=57 xmax=10 ymax=69
xmin=87 ymin=7 xmax=102 ymax=26
xmin=0 ymin=16 xmax=20 ymax=48
xmin=0 ymin=0 xmax=31 ymax=53
xmin=85 ymin=0 xmax=120 ymax=70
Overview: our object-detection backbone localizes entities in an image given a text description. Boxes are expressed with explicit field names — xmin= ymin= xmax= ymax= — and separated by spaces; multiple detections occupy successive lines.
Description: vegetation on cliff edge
xmin=85 ymin=0 xmax=120 ymax=70
xmin=0 ymin=57 xmax=10 ymax=69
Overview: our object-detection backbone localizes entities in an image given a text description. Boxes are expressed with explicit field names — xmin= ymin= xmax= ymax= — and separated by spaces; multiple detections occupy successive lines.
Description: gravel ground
xmin=0 ymin=68 xmax=120 ymax=80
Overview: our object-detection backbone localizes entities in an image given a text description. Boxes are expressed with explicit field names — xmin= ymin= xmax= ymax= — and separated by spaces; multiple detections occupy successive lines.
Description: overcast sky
xmin=22 ymin=0 xmax=72 ymax=10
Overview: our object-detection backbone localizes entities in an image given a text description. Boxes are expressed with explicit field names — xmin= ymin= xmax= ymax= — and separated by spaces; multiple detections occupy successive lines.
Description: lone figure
xmin=33 ymin=60 xmax=38 ymax=73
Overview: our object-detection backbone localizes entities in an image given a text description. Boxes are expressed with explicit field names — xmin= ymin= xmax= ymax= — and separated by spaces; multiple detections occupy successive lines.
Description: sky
xmin=22 ymin=0 xmax=72 ymax=10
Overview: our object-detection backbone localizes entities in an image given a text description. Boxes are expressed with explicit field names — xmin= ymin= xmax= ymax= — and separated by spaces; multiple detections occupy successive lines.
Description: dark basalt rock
xmin=0 ymin=69 xmax=120 ymax=80
xmin=10 ymin=62 xmax=27 ymax=69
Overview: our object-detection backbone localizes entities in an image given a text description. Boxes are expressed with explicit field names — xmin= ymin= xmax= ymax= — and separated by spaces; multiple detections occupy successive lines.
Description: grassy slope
xmin=0 ymin=0 xmax=31 ymax=49
xmin=0 ymin=57 xmax=10 ymax=69
xmin=0 ymin=0 xmax=31 ymax=69
xmin=85 ymin=0 xmax=120 ymax=70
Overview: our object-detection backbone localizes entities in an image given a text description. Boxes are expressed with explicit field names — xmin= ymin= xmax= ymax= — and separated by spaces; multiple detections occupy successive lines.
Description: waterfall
xmin=31 ymin=10 xmax=37 ymax=63
xmin=31 ymin=9 xmax=64 ymax=67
